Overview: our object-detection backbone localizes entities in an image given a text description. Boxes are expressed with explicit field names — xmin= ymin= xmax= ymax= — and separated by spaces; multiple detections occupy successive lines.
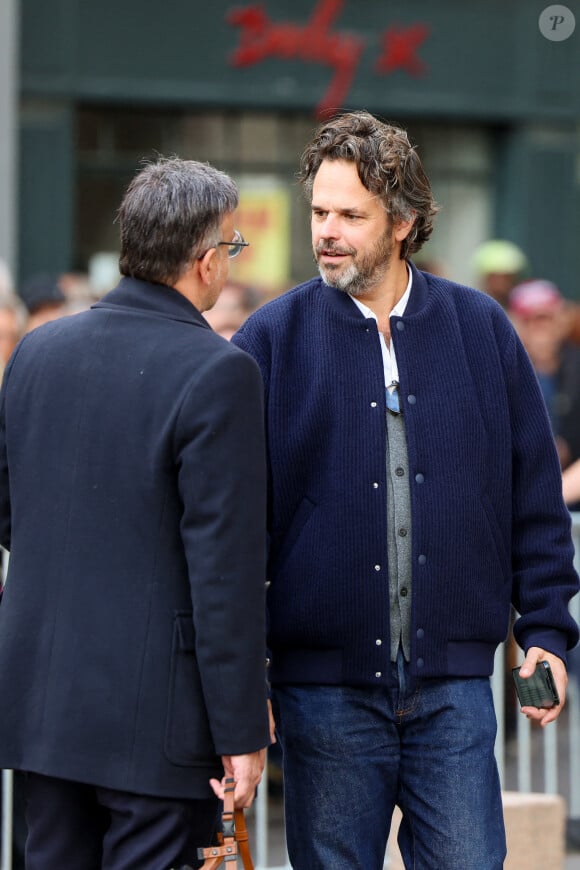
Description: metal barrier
xmin=2 ymin=515 xmax=580 ymax=869
xmin=0 ymin=771 xmax=12 ymax=870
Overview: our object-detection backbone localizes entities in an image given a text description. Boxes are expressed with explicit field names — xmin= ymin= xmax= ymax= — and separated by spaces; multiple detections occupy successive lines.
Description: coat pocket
xmin=164 ymin=611 xmax=218 ymax=766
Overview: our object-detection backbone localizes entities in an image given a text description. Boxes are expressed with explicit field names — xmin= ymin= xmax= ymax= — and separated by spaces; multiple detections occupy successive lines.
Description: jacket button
xmin=396 ymin=321 xmax=405 ymax=331
xmin=415 ymin=473 xmax=424 ymax=484
xmin=371 ymin=401 xmax=378 ymax=408
xmin=376 ymin=638 xmax=382 ymax=646
xmin=418 ymin=554 xmax=427 ymax=565
xmin=417 ymin=658 xmax=424 ymax=668
xmin=407 ymin=394 xmax=416 ymax=405
xmin=373 ymin=482 xmax=379 ymax=489
xmin=416 ymin=628 xmax=424 ymax=639
xmin=375 ymin=671 xmax=382 ymax=678
xmin=374 ymin=564 xmax=381 ymax=572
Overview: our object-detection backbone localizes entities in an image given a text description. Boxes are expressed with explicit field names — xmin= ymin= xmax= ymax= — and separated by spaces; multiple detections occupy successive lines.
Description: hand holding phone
xmin=512 ymin=661 xmax=560 ymax=709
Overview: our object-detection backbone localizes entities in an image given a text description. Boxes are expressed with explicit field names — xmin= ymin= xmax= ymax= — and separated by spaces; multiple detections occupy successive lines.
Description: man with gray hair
xmin=0 ymin=158 xmax=271 ymax=869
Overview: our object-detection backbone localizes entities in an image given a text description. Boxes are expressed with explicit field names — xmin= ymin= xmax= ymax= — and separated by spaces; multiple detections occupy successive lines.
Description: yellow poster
xmin=229 ymin=176 xmax=291 ymax=293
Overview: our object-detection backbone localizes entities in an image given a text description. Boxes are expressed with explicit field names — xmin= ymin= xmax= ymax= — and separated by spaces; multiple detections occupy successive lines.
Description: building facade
xmin=16 ymin=0 xmax=580 ymax=296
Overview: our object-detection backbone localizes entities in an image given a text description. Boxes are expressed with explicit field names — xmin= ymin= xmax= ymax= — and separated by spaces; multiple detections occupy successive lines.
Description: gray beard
xmin=315 ymin=228 xmax=394 ymax=297
xmin=317 ymin=253 xmax=390 ymax=298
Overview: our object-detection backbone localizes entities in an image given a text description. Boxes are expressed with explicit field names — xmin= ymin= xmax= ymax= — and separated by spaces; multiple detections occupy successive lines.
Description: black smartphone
xmin=512 ymin=661 xmax=560 ymax=709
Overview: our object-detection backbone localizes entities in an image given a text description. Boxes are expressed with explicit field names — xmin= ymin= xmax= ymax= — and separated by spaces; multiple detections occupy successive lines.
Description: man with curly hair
xmin=232 ymin=111 xmax=579 ymax=869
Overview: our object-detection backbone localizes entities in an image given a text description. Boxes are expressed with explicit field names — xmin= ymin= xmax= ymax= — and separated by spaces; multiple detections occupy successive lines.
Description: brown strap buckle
xmin=197 ymin=778 xmax=254 ymax=870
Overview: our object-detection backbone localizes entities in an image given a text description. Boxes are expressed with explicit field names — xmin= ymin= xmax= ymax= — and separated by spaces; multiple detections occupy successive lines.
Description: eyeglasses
xmin=198 ymin=229 xmax=249 ymax=261
xmin=217 ymin=229 xmax=250 ymax=259
xmin=386 ymin=381 xmax=401 ymax=416
xmin=217 ymin=229 xmax=249 ymax=259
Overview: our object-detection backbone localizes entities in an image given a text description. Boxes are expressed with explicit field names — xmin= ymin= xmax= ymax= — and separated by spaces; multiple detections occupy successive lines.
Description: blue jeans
xmin=272 ymin=656 xmax=506 ymax=869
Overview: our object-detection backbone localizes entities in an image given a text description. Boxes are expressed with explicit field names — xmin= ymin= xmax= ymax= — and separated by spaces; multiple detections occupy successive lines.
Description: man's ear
xmin=393 ymin=215 xmax=415 ymax=243
xmin=197 ymin=247 xmax=217 ymax=286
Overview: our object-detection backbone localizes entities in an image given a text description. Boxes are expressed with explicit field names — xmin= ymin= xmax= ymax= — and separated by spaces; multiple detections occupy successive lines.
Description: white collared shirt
xmin=350 ymin=265 xmax=412 ymax=386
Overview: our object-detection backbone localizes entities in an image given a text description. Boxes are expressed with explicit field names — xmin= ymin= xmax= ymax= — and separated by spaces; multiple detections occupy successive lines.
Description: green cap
xmin=471 ymin=240 xmax=528 ymax=276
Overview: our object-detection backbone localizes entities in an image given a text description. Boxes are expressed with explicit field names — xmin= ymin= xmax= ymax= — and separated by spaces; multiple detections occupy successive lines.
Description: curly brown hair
xmin=299 ymin=111 xmax=439 ymax=260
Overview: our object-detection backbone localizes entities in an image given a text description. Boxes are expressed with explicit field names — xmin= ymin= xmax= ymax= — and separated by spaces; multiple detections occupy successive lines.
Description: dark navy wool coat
xmin=0 ymin=277 xmax=269 ymax=799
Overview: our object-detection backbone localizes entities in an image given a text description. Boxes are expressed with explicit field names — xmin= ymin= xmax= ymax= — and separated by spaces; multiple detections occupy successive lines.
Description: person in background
xmin=232 ymin=110 xmax=579 ymax=870
xmin=471 ymin=238 xmax=529 ymax=309
xmin=471 ymin=240 xmax=580 ymax=350
xmin=503 ymin=274 xmax=580 ymax=732
xmin=410 ymin=251 xmax=447 ymax=278
xmin=59 ymin=270 xmax=99 ymax=314
xmin=560 ymin=414 xmax=580 ymax=853
xmin=508 ymin=279 xmax=580 ymax=471
xmin=565 ymin=303 xmax=580 ymax=346
xmin=203 ymin=279 xmax=261 ymax=340
xmin=0 ymin=259 xmax=13 ymax=301
xmin=17 ymin=273 xmax=68 ymax=332
xmin=0 ymin=157 xmax=271 ymax=870
xmin=0 ymin=298 xmax=25 ymax=375
xmin=563 ymin=460 xmax=580 ymax=507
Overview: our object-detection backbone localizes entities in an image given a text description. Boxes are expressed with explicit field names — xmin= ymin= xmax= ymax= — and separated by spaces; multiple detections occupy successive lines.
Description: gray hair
xmin=118 ymin=157 xmax=239 ymax=285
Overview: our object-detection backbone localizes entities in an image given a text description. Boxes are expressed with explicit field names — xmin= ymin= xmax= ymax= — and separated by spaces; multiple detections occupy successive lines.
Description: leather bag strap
xmin=232 ymin=808 xmax=254 ymax=870
xmin=197 ymin=779 xmax=254 ymax=870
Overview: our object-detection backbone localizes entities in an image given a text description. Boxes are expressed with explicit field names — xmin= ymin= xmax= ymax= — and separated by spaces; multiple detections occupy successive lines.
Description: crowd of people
xmin=0 ymin=111 xmax=579 ymax=870
xmin=470 ymin=238 xmax=580 ymax=508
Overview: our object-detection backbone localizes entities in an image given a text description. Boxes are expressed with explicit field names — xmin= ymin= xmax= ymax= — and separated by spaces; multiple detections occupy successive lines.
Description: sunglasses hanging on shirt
xmin=386 ymin=381 xmax=401 ymax=416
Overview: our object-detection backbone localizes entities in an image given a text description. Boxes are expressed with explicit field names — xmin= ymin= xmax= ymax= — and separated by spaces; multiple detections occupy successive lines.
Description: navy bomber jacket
xmin=233 ymin=262 xmax=579 ymax=688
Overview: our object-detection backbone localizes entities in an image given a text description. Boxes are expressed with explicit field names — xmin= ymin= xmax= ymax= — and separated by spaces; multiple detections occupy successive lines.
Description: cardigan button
xmin=396 ymin=321 xmax=405 ymax=331
xmin=407 ymin=394 xmax=417 ymax=405
xmin=418 ymin=554 xmax=427 ymax=565
xmin=415 ymin=473 xmax=424 ymax=484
